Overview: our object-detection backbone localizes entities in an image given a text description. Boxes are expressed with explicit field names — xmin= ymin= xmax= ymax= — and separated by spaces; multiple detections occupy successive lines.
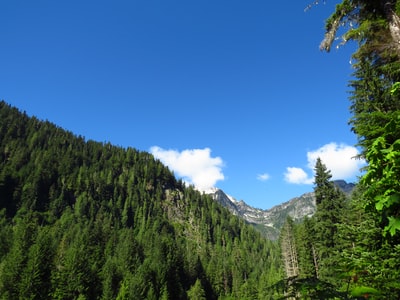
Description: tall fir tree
xmin=312 ymin=158 xmax=347 ymax=285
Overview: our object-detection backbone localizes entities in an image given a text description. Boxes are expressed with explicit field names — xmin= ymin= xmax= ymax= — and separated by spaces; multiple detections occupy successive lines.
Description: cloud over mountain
xmin=150 ymin=146 xmax=225 ymax=191
xmin=284 ymin=167 xmax=314 ymax=184
xmin=284 ymin=142 xmax=365 ymax=184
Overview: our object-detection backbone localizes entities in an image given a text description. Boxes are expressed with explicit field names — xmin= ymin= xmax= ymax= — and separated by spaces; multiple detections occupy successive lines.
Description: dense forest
xmin=2 ymin=1 xmax=400 ymax=299
xmin=0 ymin=101 xmax=284 ymax=299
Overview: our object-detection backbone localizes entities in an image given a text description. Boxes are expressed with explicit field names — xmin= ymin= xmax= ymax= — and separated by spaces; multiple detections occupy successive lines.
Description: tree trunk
xmin=280 ymin=219 xmax=300 ymax=300
xmin=312 ymin=244 xmax=319 ymax=279
xmin=281 ymin=223 xmax=299 ymax=278
xmin=382 ymin=1 xmax=400 ymax=56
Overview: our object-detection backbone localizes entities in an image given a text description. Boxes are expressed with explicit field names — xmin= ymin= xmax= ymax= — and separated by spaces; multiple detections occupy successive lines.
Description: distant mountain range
xmin=208 ymin=180 xmax=355 ymax=240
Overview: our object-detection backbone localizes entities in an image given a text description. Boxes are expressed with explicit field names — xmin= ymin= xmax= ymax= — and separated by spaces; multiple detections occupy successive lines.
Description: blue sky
xmin=1 ymin=1 xmax=365 ymax=209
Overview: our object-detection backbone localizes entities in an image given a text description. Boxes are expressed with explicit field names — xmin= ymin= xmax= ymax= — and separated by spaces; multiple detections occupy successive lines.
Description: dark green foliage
xmin=187 ymin=279 xmax=206 ymax=300
xmin=337 ymin=186 xmax=400 ymax=298
xmin=270 ymin=276 xmax=347 ymax=300
xmin=0 ymin=101 xmax=281 ymax=299
xmin=349 ymin=54 xmax=400 ymax=156
xmin=312 ymin=159 xmax=347 ymax=283
xmin=296 ymin=217 xmax=317 ymax=279
xmin=0 ymin=212 xmax=39 ymax=299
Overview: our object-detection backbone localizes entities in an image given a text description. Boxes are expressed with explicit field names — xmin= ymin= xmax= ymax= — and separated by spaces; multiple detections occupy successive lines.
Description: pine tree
xmin=296 ymin=217 xmax=318 ymax=279
xmin=0 ymin=212 xmax=38 ymax=299
xmin=18 ymin=226 xmax=55 ymax=300
xmin=312 ymin=158 xmax=347 ymax=285
xmin=187 ymin=279 xmax=206 ymax=300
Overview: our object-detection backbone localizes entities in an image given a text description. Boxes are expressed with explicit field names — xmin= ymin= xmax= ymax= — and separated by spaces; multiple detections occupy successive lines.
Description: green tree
xmin=319 ymin=0 xmax=400 ymax=57
xmin=296 ymin=217 xmax=318 ymax=279
xmin=0 ymin=212 xmax=38 ymax=299
xmin=361 ymin=111 xmax=400 ymax=237
xmin=0 ymin=209 xmax=11 ymax=261
xmin=337 ymin=186 xmax=389 ymax=298
xmin=187 ymin=279 xmax=206 ymax=300
xmin=312 ymin=158 xmax=346 ymax=284
xmin=19 ymin=226 xmax=55 ymax=300
xmin=51 ymin=226 xmax=93 ymax=299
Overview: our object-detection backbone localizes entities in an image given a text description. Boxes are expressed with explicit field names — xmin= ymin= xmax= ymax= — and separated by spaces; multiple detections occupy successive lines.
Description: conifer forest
xmin=1 ymin=1 xmax=400 ymax=299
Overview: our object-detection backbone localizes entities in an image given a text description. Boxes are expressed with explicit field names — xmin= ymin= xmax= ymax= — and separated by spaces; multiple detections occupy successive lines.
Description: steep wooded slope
xmin=0 ymin=101 xmax=281 ymax=299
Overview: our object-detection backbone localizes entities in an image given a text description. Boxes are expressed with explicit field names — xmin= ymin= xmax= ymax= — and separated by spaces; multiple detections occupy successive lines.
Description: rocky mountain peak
xmin=209 ymin=180 xmax=355 ymax=240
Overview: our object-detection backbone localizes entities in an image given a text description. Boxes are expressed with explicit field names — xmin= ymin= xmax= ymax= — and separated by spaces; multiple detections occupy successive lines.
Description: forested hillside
xmin=0 ymin=101 xmax=282 ymax=299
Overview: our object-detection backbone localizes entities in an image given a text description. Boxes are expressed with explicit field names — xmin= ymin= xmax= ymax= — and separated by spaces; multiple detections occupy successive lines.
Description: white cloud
xmin=150 ymin=146 xmax=225 ymax=191
xmin=285 ymin=142 xmax=365 ymax=184
xmin=284 ymin=167 xmax=314 ymax=184
xmin=306 ymin=143 xmax=365 ymax=179
xmin=257 ymin=173 xmax=270 ymax=181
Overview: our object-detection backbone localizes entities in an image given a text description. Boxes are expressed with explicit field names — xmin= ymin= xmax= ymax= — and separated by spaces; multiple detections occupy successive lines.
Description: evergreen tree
xmin=0 ymin=209 xmax=11 ymax=261
xmin=312 ymin=158 xmax=346 ymax=284
xmin=0 ymin=212 xmax=38 ymax=299
xmin=187 ymin=279 xmax=206 ymax=300
xmin=319 ymin=0 xmax=400 ymax=58
xmin=19 ymin=226 xmax=55 ymax=300
xmin=296 ymin=217 xmax=318 ymax=279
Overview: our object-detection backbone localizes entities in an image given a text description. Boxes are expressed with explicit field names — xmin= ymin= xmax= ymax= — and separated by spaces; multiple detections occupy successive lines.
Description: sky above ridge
xmin=0 ymin=0 xmax=366 ymax=209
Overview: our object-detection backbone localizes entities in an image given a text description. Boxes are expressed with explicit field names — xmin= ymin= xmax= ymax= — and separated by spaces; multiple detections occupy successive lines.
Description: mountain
xmin=209 ymin=180 xmax=355 ymax=240
xmin=332 ymin=179 xmax=356 ymax=194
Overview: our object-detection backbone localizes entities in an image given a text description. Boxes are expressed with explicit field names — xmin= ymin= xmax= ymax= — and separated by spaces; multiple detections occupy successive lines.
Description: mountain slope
xmin=0 ymin=101 xmax=282 ymax=299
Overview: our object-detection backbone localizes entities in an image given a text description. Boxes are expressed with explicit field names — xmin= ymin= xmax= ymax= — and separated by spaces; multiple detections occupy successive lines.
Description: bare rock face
xmin=209 ymin=180 xmax=354 ymax=240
